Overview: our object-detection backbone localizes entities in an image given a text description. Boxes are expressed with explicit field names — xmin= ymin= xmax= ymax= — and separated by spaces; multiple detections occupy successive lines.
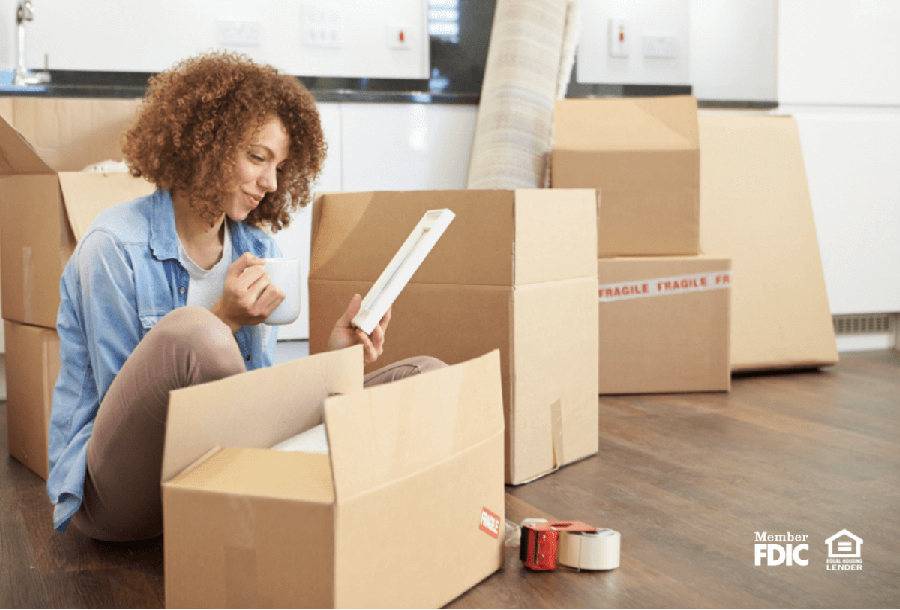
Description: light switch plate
xmin=216 ymin=21 xmax=261 ymax=47
xmin=302 ymin=4 xmax=342 ymax=48
xmin=609 ymin=18 xmax=629 ymax=58
xmin=387 ymin=24 xmax=414 ymax=50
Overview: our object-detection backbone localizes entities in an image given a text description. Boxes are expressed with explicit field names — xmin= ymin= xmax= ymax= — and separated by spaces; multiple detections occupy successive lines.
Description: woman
xmin=47 ymin=52 xmax=444 ymax=542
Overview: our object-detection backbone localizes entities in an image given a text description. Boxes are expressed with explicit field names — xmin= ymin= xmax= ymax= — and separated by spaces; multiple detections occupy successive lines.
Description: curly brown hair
xmin=122 ymin=51 xmax=326 ymax=232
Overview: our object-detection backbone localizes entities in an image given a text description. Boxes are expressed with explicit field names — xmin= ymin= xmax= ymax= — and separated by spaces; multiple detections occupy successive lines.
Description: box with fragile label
xmin=4 ymin=320 xmax=60 ymax=479
xmin=598 ymin=255 xmax=731 ymax=394
xmin=162 ymin=345 xmax=505 ymax=608
xmin=309 ymin=189 xmax=599 ymax=485
xmin=552 ymin=95 xmax=700 ymax=257
xmin=0 ymin=98 xmax=155 ymax=329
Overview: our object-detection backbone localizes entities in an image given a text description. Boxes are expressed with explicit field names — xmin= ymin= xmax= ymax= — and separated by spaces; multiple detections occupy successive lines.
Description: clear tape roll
xmin=557 ymin=528 xmax=620 ymax=571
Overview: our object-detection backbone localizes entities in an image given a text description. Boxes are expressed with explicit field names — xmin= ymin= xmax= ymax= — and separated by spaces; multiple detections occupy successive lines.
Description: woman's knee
xmin=363 ymin=355 xmax=448 ymax=387
xmin=148 ymin=307 xmax=244 ymax=376
xmin=407 ymin=355 xmax=448 ymax=375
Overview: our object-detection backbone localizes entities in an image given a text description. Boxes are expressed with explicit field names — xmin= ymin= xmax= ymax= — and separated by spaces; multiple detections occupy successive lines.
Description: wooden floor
xmin=2 ymin=349 xmax=898 ymax=608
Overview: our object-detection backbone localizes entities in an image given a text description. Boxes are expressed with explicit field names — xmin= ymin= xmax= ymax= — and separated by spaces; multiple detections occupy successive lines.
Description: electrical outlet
xmin=609 ymin=18 xmax=629 ymax=58
xmin=216 ymin=21 xmax=261 ymax=47
xmin=643 ymin=35 xmax=679 ymax=58
xmin=302 ymin=4 xmax=342 ymax=48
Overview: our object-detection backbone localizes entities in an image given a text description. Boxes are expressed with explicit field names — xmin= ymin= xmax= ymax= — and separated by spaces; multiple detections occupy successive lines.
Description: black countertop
xmin=1 ymin=68 xmax=700 ymax=105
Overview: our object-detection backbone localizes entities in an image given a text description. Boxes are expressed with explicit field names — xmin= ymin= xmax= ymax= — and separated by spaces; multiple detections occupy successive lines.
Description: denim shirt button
xmin=245 ymin=354 xmax=251 ymax=362
xmin=179 ymin=286 xmax=186 ymax=294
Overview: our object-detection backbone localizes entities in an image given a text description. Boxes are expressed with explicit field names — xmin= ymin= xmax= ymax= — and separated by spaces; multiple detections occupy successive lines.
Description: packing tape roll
xmin=557 ymin=528 xmax=620 ymax=571
xmin=520 ymin=518 xmax=548 ymax=528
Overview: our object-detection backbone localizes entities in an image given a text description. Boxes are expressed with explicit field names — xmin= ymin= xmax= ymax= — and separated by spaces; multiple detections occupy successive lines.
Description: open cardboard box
xmin=552 ymin=95 xmax=700 ymax=257
xmin=162 ymin=345 xmax=506 ymax=608
xmin=3 ymin=320 xmax=59 ymax=480
xmin=598 ymin=255 xmax=731 ymax=394
xmin=698 ymin=113 xmax=838 ymax=371
xmin=308 ymin=189 xmax=599 ymax=485
xmin=0 ymin=98 xmax=154 ymax=329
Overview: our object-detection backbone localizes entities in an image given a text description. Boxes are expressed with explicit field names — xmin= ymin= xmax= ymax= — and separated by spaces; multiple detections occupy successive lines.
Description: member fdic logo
xmin=825 ymin=529 xmax=863 ymax=571
xmin=754 ymin=532 xmax=809 ymax=566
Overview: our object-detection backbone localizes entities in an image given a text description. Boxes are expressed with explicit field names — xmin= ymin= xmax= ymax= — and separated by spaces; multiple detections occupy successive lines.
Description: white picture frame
xmin=352 ymin=208 xmax=456 ymax=334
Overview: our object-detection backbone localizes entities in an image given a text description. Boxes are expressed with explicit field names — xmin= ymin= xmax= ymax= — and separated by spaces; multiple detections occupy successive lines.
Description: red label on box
xmin=479 ymin=507 xmax=501 ymax=539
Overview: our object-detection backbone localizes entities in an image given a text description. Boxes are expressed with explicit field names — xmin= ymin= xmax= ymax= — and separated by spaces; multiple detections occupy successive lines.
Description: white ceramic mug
xmin=263 ymin=258 xmax=300 ymax=325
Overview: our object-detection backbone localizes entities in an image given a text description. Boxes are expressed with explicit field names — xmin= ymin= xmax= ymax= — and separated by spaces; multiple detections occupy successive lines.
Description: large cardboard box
xmin=551 ymin=95 xmax=700 ymax=257
xmin=0 ymin=98 xmax=154 ymax=329
xmin=3 ymin=320 xmax=60 ymax=480
xmin=308 ymin=190 xmax=599 ymax=485
xmin=162 ymin=345 xmax=506 ymax=608
xmin=598 ymin=255 xmax=731 ymax=394
xmin=698 ymin=114 xmax=839 ymax=371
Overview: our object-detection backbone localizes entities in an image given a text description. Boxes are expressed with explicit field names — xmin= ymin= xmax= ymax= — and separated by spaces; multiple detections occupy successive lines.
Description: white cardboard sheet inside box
xmin=162 ymin=345 xmax=506 ymax=608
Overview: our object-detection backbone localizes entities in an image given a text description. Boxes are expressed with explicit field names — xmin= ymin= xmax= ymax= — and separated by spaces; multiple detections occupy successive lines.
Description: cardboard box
xmin=3 ymin=320 xmax=60 ymax=480
xmin=0 ymin=98 xmax=154 ymax=329
xmin=162 ymin=345 xmax=506 ymax=608
xmin=551 ymin=95 xmax=700 ymax=257
xmin=308 ymin=189 xmax=599 ymax=485
xmin=698 ymin=114 xmax=838 ymax=371
xmin=598 ymin=255 xmax=731 ymax=394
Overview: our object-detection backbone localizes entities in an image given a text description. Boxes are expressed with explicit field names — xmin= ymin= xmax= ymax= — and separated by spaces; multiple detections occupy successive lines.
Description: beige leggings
xmin=70 ymin=306 xmax=445 ymax=541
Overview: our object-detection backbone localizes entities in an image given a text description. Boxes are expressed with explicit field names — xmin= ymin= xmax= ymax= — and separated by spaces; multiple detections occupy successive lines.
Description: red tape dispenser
xmin=519 ymin=520 xmax=559 ymax=571
xmin=520 ymin=519 xmax=620 ymax=572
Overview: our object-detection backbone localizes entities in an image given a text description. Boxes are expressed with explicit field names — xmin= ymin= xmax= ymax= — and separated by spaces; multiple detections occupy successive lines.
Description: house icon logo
xmin=826 ymin=530 xmax=863 ymax=558
xmin=825 ymin=530 xmax=863 ymax=571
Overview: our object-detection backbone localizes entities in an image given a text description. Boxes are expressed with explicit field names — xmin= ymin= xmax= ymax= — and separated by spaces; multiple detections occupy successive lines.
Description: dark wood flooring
xmin=2 ymin=349 xmax=898 ymax=608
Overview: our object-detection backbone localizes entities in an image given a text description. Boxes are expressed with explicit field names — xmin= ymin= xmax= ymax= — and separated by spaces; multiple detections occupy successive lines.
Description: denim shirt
xmin=47 ymin=189 xmax=281 ymax=532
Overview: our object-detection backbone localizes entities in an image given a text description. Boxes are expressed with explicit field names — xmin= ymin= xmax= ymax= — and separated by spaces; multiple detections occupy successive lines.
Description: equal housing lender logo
xmin=753 ymin=530 xmax=864 ymax=570
xmin=825 ymin=529 xmax=863 ymax=571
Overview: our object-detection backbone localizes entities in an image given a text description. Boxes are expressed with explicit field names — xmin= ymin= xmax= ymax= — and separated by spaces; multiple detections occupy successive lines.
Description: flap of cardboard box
xmin=311 ymin=190 xmax=515 ymax=286
xmin=325 ymin=349 xmax=504 ymax=501
xmin=0 ymin=98 xmax=142 ymax=172
xmin=310 ymin=189 xmax=597 ymax=287
xmin=162 ymin=346 xmax=364 ymax=483
xmin=165 ymin=446 xmax=335 ymax=503
xmin=58 ymin=172 xmax=156 ymax=242
xmin=553 ymin=95 xmax=699 ymax=152
xmin=0 ymin=112 xmax=54 ymax=175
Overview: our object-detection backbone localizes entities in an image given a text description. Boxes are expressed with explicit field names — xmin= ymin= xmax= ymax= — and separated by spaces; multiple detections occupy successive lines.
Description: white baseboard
xmin=836 ymin=333 xmax=896 ymax=352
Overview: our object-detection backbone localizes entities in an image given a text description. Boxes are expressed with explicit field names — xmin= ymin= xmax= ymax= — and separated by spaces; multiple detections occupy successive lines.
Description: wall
xmin=688 ymin=0 xmax=776 ymax=102
xmin=0 ymin=0 xmax=428 ymax=78
xmin=577 ymin=0 xmax=691 ymax=86
xmin=775 ymin=0 xmax=900 ymax=318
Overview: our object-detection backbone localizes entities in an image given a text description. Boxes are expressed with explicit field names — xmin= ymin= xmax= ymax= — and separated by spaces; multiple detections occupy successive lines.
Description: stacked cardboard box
xmin=0 ymin=98 xmax=153 ymax=479
xmin=308 ymin=189 xmax=600 ymax=485
xmin=552 ymin=96 xmax=732 ymax=394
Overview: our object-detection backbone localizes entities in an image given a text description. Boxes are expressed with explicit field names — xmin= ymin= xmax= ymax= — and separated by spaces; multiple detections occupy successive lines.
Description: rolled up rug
xmin=467 ymin=0 xmax=580 ymax=189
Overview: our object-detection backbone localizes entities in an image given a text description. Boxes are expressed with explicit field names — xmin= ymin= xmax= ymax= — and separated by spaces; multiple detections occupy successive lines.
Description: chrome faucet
xmin=14 ymin=0 xmax=51 ymax=86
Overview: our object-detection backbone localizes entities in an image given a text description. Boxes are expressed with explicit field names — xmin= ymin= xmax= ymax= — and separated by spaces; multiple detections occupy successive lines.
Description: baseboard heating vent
xmin=832 ymin=313 xmax=897 ymax=335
